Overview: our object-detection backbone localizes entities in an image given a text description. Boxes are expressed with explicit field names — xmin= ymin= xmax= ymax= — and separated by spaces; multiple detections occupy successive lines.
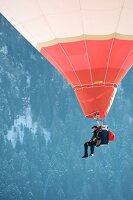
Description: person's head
xmin=91 ymin=125 xmax=98 ymax=131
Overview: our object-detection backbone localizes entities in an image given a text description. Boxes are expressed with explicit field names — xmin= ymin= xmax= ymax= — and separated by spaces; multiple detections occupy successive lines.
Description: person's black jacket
xmin=98 ymin=130 xmax=109 ymax=144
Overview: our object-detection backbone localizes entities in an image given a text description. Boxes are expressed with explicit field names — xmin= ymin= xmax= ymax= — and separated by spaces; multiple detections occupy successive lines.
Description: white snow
xmin=7 ymin=105 xmax=50 ymax=147
xmin=117 ymin=83 xmax=124 ymax=101
xmin=42 ymin=128 xmax=51 ymax=145
xmin=7 ymin=106 xmax=37 ymax=147
xmin=128 ymin=115 xmax=133 ymax=125
xmin=0 ymin=45 xmax=8 ymax=55
xmin=26 ymin=75 xmax=31 ymax=88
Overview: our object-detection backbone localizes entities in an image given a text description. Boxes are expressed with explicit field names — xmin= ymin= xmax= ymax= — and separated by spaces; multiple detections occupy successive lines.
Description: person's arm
xmin=90 ymin=132 xmax=97 ymax=141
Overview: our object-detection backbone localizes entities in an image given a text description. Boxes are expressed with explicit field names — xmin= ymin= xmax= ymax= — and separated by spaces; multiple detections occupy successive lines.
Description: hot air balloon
xmin=1 ymin=0 xmax=133 ymax=120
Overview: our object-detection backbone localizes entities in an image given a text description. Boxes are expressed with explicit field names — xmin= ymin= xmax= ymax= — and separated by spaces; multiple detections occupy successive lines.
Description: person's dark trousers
xmin=84 ymin=140 xmax=96 ymax=155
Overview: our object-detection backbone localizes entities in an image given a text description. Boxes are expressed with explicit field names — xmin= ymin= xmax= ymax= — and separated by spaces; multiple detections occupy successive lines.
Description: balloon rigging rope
xmin=73 ymin=0 xmax=93 ymax=113
xmin=42 ymin=48 xmax=74 ymax=87
xmin=36 ymin=0 xmax=83 ymax=87
xmin=104 ymin=0 xmax=126 ymax=84
xmin=114 ymin=48 xmax=133 ymax=83
xmin=78 ymin=0 xmax=93 ymax=86
xmin=85 ymin=86 xmax=117 ymax=118
xmin=37 ymin=0 xmax=132 ymax=92
xmin=36 ymin=0 xmax=90 ymax=115
xmin=58 ymin=44 xmax=83 ymax=86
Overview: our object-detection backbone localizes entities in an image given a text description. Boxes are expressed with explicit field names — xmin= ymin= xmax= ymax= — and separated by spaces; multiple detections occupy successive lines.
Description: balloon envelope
xmin=1 ymin=0 xmax=133 ymax=118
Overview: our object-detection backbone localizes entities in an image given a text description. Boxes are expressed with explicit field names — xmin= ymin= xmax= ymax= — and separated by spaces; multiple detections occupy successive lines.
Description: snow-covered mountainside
xmin=0 ymin=14 xmax=133 ymax=200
